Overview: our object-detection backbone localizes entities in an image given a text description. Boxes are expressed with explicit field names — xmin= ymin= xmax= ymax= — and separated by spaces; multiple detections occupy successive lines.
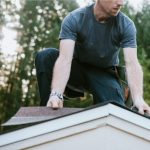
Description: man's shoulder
xmin=71 ymin=6 xmax=86 ymax=15
xmin=69 ymin=3 xmax=93 ymax=20
xmin=117 ymin=12 xmax=134 ymax=25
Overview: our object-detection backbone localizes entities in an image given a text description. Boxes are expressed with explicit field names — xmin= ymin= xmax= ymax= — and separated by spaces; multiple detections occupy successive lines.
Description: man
xmin=35 ymin=0 xmax=150 ymax=115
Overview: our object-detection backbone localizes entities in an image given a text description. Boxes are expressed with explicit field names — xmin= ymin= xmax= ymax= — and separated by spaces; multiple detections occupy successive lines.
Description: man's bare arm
xmin=47 ymin=39 xmax=75 ymax=108
xmin=123 ymin=47 xmax=150 ymax=115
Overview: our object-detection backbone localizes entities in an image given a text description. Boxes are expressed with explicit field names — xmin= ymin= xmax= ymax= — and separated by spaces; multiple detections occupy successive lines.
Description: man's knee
xmin=35 ymin=48 xmax=58 ymax=63
xmin=35 ymin=48 xmax=59 ymax=72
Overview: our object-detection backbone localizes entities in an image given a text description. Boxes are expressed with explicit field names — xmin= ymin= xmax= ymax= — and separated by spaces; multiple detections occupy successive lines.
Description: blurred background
xmin=0 ymin=0 xmax=150 ymax=132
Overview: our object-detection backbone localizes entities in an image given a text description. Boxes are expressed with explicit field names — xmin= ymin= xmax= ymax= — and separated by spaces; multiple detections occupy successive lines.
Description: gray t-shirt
xmin=59 ymin=4 xmax=137 ymax=68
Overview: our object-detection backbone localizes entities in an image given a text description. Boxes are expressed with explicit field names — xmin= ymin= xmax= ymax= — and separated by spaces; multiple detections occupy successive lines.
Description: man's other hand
xmin=133 ymin=98 xmax=150 ymax=116
xmin=46 ymin=96 xmax=63 ymax=109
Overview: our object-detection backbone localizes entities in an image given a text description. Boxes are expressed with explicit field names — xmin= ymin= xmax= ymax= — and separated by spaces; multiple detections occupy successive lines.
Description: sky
xmin=1 ymin=27 xmax=19 ymax=55
xmin=0 ymin=0 xmax=147 ymax=55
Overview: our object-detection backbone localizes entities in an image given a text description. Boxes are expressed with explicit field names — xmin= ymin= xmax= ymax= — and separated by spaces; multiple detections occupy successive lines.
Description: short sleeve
xmin=59 ymin=13 xmax=77 ymax=41
xmin=120 ymin=22 xmax=137 ymax=48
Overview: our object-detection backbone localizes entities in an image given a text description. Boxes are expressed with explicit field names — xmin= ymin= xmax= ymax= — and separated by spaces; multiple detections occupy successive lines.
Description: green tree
xmin=133 ymin=1 xmax=150 ymax=104
xmin=0 ymin=0 xmax=18 ymax=130
xmin=0 ymin=0 xmax=78 ymax=132
xmin=17 ymin=0 xmax=78 ymax=106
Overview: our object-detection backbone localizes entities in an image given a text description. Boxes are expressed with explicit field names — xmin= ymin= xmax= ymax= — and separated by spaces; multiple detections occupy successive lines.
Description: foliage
xmin=0 ymin=0 xmax=19 ymax=131
xmin=134 ymin=1 xmax=150 ymax=104
xmin=0 ymin=0 xmax=78 ymax=132
xmin=16 ymin=0 xmax=78 ymax=106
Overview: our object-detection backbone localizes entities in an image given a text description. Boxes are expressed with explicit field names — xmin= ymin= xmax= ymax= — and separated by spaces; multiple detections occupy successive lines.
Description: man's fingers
xmin=138 ymin=107 xmax=144 ymax=115
xmin=133 ymin=99 xmax=150 ymax=116
xmin=47 ymin=101 xmax=52 ymax=107
xmin=144 ymin=106 xmax=150 ymax=116
xmin=59 ymin=101 xmax=63 ymax=108
xmin=138 ymin=106 xmax=150 ymax=116
xmin=47 ymin=99 xmax=63 ymax=109
xmin=51 ymin=100 xmax=59 ymax=109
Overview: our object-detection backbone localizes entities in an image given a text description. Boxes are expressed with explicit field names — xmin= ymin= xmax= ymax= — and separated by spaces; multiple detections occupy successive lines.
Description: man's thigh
xmin=65 ymin=59 xmax=86 ymax=97
xmin=84 ymin=66 xmax=125 ymax=105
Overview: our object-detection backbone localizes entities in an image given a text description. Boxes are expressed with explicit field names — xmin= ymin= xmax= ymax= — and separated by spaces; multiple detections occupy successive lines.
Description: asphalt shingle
xmin=2 ymin=107 xmax=83 ymax=126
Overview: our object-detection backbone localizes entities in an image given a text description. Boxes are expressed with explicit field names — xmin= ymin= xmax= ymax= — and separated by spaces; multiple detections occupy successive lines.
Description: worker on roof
xmin=35 ymin=0 xmax=150 ymax=115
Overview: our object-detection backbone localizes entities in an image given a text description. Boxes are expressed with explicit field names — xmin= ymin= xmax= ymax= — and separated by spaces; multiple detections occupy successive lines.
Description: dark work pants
xmin=35 ymin=48 xmax=125 ymax=106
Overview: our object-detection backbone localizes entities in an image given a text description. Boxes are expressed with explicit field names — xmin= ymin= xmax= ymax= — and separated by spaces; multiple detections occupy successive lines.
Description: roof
xmin=2 ymin=107 xmax=83 ymax=126
xmin=0 ymin=103 xmax=150 ymax=149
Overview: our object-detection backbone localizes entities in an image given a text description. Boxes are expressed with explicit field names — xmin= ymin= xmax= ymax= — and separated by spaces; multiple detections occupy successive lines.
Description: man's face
xmin=98 ymin=0 xmax=124 ymax=16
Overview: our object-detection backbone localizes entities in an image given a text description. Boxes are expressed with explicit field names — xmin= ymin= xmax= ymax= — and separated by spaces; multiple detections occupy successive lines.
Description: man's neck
xmin=93 ymin=3 xmax=110 ymax=23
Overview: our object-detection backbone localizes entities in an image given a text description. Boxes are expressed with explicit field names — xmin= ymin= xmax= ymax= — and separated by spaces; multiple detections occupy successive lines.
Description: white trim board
xmin=0 ymin=103 xmax=150 ymax=148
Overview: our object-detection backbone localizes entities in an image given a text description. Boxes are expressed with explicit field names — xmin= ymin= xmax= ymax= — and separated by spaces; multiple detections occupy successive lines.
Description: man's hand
xmin=46 ymin=96 xmax=63 ymax=109
xmin=133 ymin=98 xmax=150 ymax=116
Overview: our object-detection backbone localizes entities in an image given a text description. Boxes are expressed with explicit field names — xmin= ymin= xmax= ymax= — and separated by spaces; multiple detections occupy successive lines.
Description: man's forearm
xmin=46 ymin=39 xmax=75 ymax=108
xmin=126 ymin=62 xmax=143 ymax=102
xmin=51 ymin=56 xmax=72 ymax=94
